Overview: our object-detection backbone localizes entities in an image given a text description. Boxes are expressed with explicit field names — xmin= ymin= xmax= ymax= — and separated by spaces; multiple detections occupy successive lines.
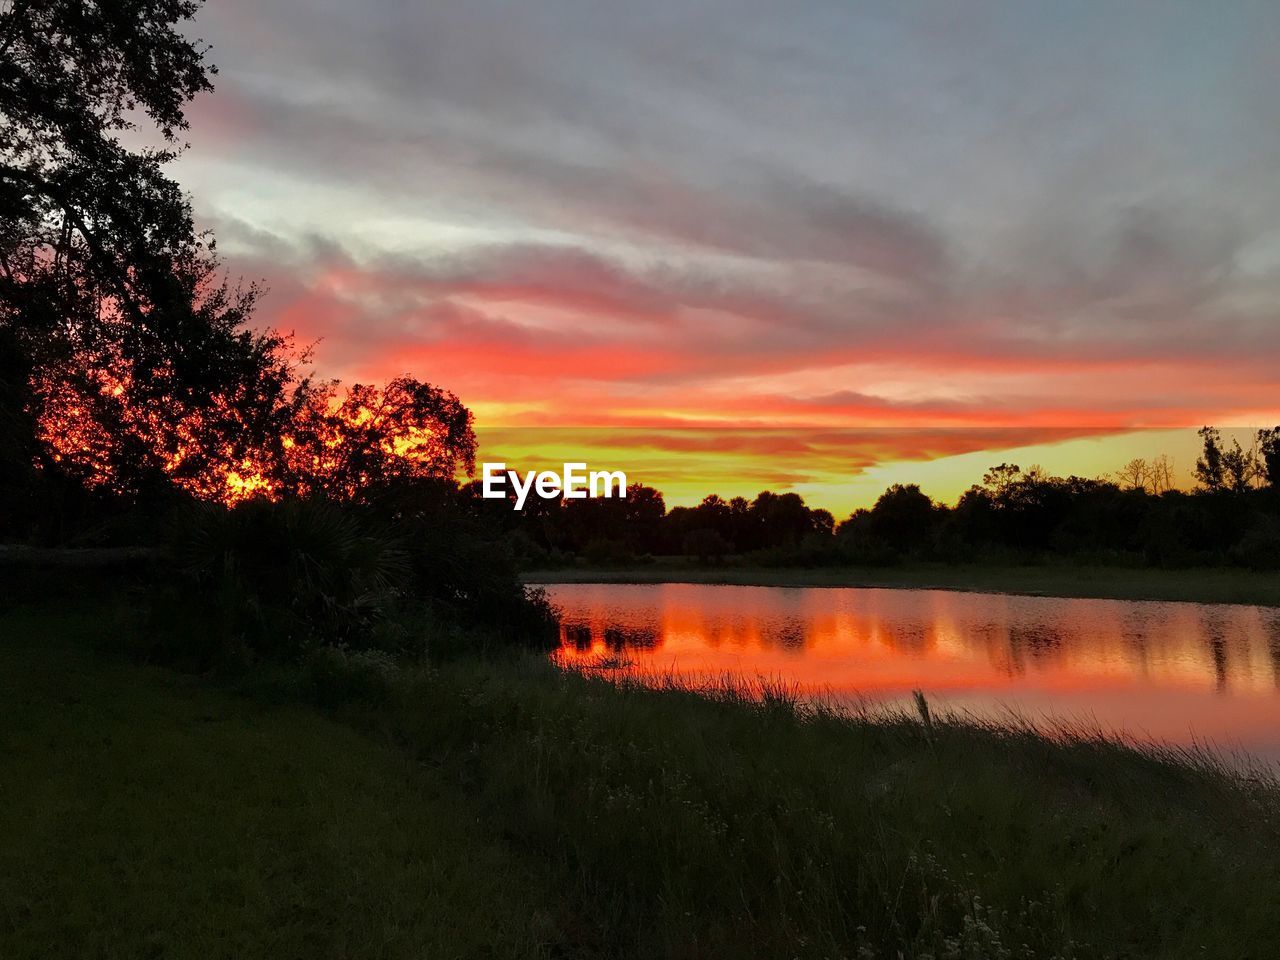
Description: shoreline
xmin=523 ymin=563 xmax=1280 ymax=607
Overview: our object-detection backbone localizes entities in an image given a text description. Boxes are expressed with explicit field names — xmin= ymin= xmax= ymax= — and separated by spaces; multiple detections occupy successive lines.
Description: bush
xmin=583 ymin=538 xmax=633 ymax=565
xmin=153 ymin=493 xmax=561 ymax=668
xmin=169 ymin=498 xmax=410 ymax=659
xmin=838 ymin=539 xmax=901 ymax=566
xmin=1229 ymin=517 xmax=1280 ymax=570
xmin=682 ymin=528 xmax=731 ymax=562
xmin=300 ymin=645 xmax=398 ymax=707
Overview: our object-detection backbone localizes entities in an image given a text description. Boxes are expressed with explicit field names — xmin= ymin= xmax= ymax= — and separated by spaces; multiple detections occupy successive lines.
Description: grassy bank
xmin=524 ymin=562 xmax=1280 ymax=607
xmin=5 ymin=598 xmax=1280 ymax=957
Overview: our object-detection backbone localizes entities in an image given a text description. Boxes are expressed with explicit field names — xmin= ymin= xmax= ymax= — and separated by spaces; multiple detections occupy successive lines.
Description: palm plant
xmin=171 ymin=499 xmax=410 ymax=656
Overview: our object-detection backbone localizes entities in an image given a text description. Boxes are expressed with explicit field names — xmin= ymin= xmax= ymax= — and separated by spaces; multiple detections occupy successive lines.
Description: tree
xmin=1148 ymin=454 xmax=1176 ymax=494
xmin=620 ymin=483 xmax=665 ymax=553
xmin=1257 ymin=428 xmax=1280 ymax=488
xmin=981 ymin=463 xmax=1022 ymax=503
xmin=281 ymin=377 xmax=476 ymax=502
xmin=748 ymin=490 xmax=827 ymax=549
xmin=1195 ymin=427 xmax=1225 ymax=491
xmin=863 ymin=483 xmax=937 ymax=554
xmin=694 ymin=494 xmax=732 ymax=538
xmin=1220 ymin=438 xmax=1257 ymax=493
xmin=809 ymin=507 xmax=835 ymax=536
xmin=0 ymin=325 xmax=35 ymax=491
xmin=1 ymin=0 xmax=304 ymax=503
xmin=1116 ymin=458 xmax=1149 ymax=492
xmin=683 ymin=527 xmax=730 ymax=562
xmin=1 ymin=0 xmax=212 ymax=332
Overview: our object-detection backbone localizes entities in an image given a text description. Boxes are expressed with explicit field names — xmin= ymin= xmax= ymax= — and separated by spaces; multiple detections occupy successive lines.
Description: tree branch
xmin=0 ymin=0 xmax=33 ymax=62
xmin=0 ymin=164 xmax=148 ymax=326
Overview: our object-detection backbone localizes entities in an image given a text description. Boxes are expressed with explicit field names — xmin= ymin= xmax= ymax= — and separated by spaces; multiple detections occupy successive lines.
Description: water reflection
xmin=544 ymin=582 xmax=1280 ymax=757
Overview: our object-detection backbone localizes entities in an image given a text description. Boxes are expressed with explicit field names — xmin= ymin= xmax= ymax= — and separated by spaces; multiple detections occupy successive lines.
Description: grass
xmin=354 ymin=663 xmax=1280 ymax=959
xmin=5 ymin=597 xmax=1280 ymax=957
xmin=0 ymin=605 xmax=556 ymax=960
xmin=524 ymin=562 xmax=1280 ymax=607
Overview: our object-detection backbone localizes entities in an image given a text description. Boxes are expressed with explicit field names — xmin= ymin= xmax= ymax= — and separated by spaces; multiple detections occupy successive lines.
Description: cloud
xmin=169 ymin=0 xmax=1280 ymax=509
xmin=224 ymin=223 xmax=1280 ymax=398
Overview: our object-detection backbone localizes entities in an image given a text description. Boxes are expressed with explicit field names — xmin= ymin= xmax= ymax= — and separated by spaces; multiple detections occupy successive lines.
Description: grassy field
xmin=5 ymin=599 xmax=1280 ymax=957
xmin=0 ymin=605 xmax=556 ymax=960
xmin=524 ymin=562 xmax=1280 ymax=606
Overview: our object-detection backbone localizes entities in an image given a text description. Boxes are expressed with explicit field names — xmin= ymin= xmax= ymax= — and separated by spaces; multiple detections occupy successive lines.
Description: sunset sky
xmin=169 ymin=0 xmax=1280 ymax=511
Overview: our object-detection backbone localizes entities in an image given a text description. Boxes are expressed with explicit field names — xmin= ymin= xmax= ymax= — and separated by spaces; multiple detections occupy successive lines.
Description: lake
xmin=542 ymin=581 xmax=1280 ymax=761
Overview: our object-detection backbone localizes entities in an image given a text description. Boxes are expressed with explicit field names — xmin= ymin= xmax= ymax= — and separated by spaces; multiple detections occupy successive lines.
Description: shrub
xmin=1229 ymin=517 xmax=1280 ymax=570
xmin=583 ymin=537 xmax=632 ymax=565
xmin=299 ymin=645 xmax=398 ymax=707
xmin=168 ymin=498 xmax=410 ymax=659
xmin=682 ymin=528 xmax=731 ymax=562
xmin=155 ymin=494 xmax=560 ymax=667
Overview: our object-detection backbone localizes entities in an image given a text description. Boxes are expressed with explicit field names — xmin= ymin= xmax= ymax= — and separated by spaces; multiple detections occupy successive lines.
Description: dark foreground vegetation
xmin=6 ymin=589 xmax=1280 ymax=960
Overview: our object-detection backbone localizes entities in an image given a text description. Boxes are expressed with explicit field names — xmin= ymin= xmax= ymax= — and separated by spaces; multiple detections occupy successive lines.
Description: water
xmin=543 ymin=582 xmax=1280 ymax=761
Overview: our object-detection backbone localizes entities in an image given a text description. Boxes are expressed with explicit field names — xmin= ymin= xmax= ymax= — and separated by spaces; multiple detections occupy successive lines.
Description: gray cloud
xmin=178 ymin=0 xmax=1280 ymax=424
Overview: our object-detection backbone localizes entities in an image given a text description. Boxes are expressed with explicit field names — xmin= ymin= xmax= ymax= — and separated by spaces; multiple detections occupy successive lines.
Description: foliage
xmin=281 ymin=376 xmax=476 ymax=501
xmin=838 ymin=483 xmax=939 ymax=556
xmin=164 ymin=498 xmax=410 ymax=661
xmin=1194 ymin=426 xmax=1225 ymax=491
xmin=0 ymin=0 xmax=478 ymax=534
xmin=1227 ymin=515 xmax=1280 ymax=570
xmin=682 ymin=527 xmax=731 ymax=561
xmin=299 ymin=644 xmax=398 ymax=707
xmin=1256 ymin=427 xmax=1280 ymax=488
xmin=0 ymin=0 xmax=306 ymax=503
xmin=149 ymin=494 xmax=557 ymax=666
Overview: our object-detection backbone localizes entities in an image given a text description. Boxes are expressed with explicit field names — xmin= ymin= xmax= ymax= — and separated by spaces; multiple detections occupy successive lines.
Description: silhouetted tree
xmin=982 ymin=463 xmax=1022 ymax=501
xmin=281 ymin=377 xmax=476 ymax=502
xmin=849 ymin=483 xmax=939 ymax=555
xmin=1 ymin=0 xmax=305 ymax=505
xmin=694 ymin=494 xmax=733 ymax=541
xmin=683 ymin=527 xmax=730 ymax=562
xmin=496 ymin=450 xmax=1280 ymax=572
xmin=1149 ymin=454 xmax=1176 ymax=494
xmin=0 ymin=326 xmax=35 ymax=494
xmin=620 ymin=483 xmax=666 ymax=553
xmin=1116 ymin=458 xmax=1149 ymax=492
xmin=1195 ymin=427 xmax=1226 ymax=491
xmin=1257 ymin=428 xmax=1280 ymax=488
xmin=1220 ymin=437 xmax=1257 ymax=493
xmin=749 ymin=491 xmax=823 ymax=549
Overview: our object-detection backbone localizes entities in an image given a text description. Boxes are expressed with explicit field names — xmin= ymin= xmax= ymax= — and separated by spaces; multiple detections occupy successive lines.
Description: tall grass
xmin=325 ymin=656 xmax=1280 ymax=959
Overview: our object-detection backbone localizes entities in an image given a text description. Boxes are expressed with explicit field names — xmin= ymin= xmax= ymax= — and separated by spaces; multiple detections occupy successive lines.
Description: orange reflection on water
xmin=547 ymin=583 xmax=1280 ymax=757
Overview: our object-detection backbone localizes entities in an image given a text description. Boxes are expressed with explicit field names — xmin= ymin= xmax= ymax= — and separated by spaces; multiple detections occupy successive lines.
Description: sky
xmin=168 ymin=0 xmax=1280 ymax=511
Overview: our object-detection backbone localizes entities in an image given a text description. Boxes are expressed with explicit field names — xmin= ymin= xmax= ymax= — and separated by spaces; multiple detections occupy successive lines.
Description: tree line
xmin=474 ymin=427 xmax=1280 ymax=570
